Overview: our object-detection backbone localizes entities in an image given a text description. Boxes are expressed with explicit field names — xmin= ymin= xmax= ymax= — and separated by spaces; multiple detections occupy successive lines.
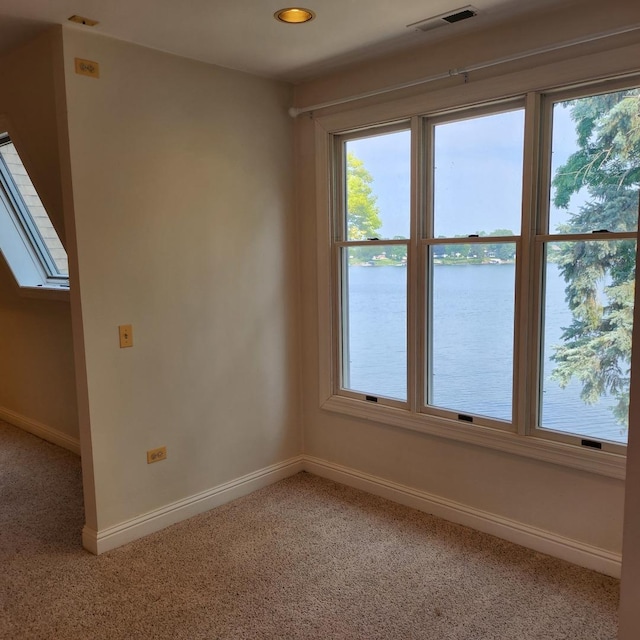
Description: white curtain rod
xmin=288 ymin=22 xmax=640 ymax=118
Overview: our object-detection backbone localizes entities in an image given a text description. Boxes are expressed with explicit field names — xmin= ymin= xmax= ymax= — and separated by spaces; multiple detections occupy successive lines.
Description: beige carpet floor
xmin=1 ymin=419 xmax=619 ymax=639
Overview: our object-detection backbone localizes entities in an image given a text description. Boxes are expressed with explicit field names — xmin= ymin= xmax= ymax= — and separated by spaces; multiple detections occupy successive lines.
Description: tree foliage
xmin=346 ymin=152 xmax=382 ymax=240
xmin=550 ymin=89 xmax=640 ymax=426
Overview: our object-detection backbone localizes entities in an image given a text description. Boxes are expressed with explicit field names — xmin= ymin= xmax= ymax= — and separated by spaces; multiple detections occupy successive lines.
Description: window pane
xmin=428 ymin=243 xmax=516 ymax=421
xmin=341 ymin=245 xmax=407 ymax=401
xmin=345 ymin=130 xmax=410 ymax=241
xmin=433 ymin=109 xmax=524 ymax=237
xmin=0 ymin=138 xmax=68 ymax=276
xmin=540 ymin=240 xmax=635 ymax=444
xmin=549 ymin=88 xmax=640 ymax=234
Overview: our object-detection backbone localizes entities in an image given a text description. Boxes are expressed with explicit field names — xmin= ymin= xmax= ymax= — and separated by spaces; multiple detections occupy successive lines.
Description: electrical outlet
xmin=74 ymin=57 xmax=100 ymax=78
xmin=147 ymin=446 xmax=167 ymax=464
xmin=119 ymin=324 xmax=133 ymax=348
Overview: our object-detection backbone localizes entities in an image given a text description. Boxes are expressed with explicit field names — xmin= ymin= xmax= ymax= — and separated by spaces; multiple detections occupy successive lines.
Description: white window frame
xmin=418 ymin=100 xmax=525 ymax=434
xmin=333 ymin=121 xmax=412 ymax=411
xmin=315 ymin=62 xmax=640 ymax=481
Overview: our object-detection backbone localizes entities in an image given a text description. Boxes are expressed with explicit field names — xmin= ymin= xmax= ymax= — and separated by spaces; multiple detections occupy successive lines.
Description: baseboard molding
xmin=83 ymin=455 xmax=306 ymax=555
xmin=0 ymin=406 xmax=80 ymax=455
xmin=79 ymin=451 xmax=622 ymax=576
xmin=303 ymin=456 xmax=622 ymax=578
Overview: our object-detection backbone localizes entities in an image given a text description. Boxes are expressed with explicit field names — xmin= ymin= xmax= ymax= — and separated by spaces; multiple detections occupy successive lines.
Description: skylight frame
xmin=0 ymin=132 xmax=69 ymax=291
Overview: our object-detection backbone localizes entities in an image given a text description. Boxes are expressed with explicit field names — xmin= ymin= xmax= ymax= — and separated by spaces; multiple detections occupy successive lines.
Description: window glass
xmin=428 ymin=243 xmax=516 ymax=421
xmin=433 ymin=109 xmax=524 ymax=237
xmin=341 ymin=246 xmax=407 ymax=401
xmin=549 ymin=89 xmax=640 ymax=234
xmin=345 ymin=130 xmax=410 ymax=240
xmin=539 ymin=240 xmax=634 ymax=444
xmin=0 ymin=136 xmax=68 ymax=278
xmin=540 ymin=86 xmax=639 ymax=445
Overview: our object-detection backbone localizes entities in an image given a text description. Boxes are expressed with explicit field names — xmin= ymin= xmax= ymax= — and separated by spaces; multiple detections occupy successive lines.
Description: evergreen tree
xmin=550 ymin=89 xmax=640 ymax=426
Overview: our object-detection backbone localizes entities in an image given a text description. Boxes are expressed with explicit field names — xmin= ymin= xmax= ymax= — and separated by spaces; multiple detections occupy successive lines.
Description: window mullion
xmin=421 ymin=118 xmax=435 ymax=410
xmin=526 ymin=91 xmax=554 ymax=439
xmin=516 ymin=91 xmax=543 ymax=436
xmin=407 ymin=115 xmax=422 ymax=413
xmin=331 ymin=136 xmax=346 ymax=397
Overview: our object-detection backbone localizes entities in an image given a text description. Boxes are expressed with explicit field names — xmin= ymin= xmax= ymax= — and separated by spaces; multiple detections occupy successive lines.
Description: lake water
xmin=344 ymin=263 xmax=628 ymax=444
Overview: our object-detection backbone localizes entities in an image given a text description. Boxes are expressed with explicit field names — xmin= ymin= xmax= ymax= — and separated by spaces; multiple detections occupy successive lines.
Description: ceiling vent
xmin=408 ymin=6 xmax=478 ymax=33
xmin=68 ymin=15 xmax=99 ymax=27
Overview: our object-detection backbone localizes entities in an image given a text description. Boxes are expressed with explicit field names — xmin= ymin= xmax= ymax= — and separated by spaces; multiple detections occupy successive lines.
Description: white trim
xmin=313 ymin=43 xmax=640 ymax=134
xmin=315 ymin=118 xmax=333 ymax=407
xmin=303 ymin=455 xmax=622 ymax=578
xmin=83 ymin=455 xmax=306 ymax=555
xmin=0 ymin=405 xmax=80 ymax=455
xmin=290 ymin=23 xmax=640 ymax=117
xmin=79 ymin=452 xmax=620 ymax=576
xmin=322 ymin=395 xmax=626 ymax=479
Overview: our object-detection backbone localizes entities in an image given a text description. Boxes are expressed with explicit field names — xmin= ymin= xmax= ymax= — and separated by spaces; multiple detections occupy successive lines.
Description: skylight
xmin=0 ymin=133 xmax=69 ymax=290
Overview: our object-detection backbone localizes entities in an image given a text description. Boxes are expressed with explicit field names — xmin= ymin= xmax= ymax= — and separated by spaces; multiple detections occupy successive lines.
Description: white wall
xmin=294 ymin=0 xmax=640 ymax=566
xmin=61 ymin=28 xmax=300 ymax=534
xmin=0 ymin=30 xmax=78 ymax=444
xmin=0 ymin=261 xmax=78 ymax=443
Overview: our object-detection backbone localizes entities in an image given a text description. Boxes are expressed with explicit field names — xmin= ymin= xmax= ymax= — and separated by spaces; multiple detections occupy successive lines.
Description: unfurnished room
xmin=1 ymin=1 xmax=640 ymax=638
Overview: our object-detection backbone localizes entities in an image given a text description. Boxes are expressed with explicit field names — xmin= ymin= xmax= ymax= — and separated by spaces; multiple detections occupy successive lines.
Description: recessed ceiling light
xmin=274 ymin=8 xmax=315 ymax=24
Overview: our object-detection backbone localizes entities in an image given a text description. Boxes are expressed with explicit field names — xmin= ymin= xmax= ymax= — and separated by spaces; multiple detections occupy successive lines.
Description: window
xmin=328 ymin=79 xmax=639 ymax=464
xmin=534 ymin=87 xmax=638 ymax=447
xmin=0 ymin=133 xmax=69 ymax=291
xmin=339 ymin=128 xmax=411 ymax=403
xmin=427 ymin=107 xmax=524 ymax=426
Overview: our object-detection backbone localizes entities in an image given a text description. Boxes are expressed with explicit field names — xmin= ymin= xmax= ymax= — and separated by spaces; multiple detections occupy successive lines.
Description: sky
xmin=346 ymin=104 xmax=581 ymax=239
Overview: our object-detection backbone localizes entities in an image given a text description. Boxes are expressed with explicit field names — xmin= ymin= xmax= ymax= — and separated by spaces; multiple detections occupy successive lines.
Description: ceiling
xmin=0 ymin=0 xmax=567 ymax=82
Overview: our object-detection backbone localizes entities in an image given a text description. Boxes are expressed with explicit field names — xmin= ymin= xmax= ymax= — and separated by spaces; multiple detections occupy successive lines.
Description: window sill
xmin=19 ymin=285 xmax=70 ymax=302
xmin=321 ymin=395 xmax=626 ymax=480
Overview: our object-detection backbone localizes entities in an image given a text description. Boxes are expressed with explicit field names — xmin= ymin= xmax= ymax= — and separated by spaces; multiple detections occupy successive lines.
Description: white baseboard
xmin=83 ymin=455 xmax=306 ymax=555
xmin=80 ymin=452 xmax=622 ymax=577
xmin=0 ymin=406 xmax=80 ymax=455
xmin=0 ymin=406 xmax=619 ymax=575
xmin=303 ymin=456 xmax=622 ymax=578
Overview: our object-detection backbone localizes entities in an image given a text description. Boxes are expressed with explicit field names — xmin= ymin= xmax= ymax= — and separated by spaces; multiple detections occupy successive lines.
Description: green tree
xmin=346 ymin=152 xmax=382 ymax=240
xmin=550 ymin=89 xmax=640 ymax=426
xmin=386 ymin=237 xmax=408 ymax=262
xmin=487 ymin=229 xmax=516 ymax=261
